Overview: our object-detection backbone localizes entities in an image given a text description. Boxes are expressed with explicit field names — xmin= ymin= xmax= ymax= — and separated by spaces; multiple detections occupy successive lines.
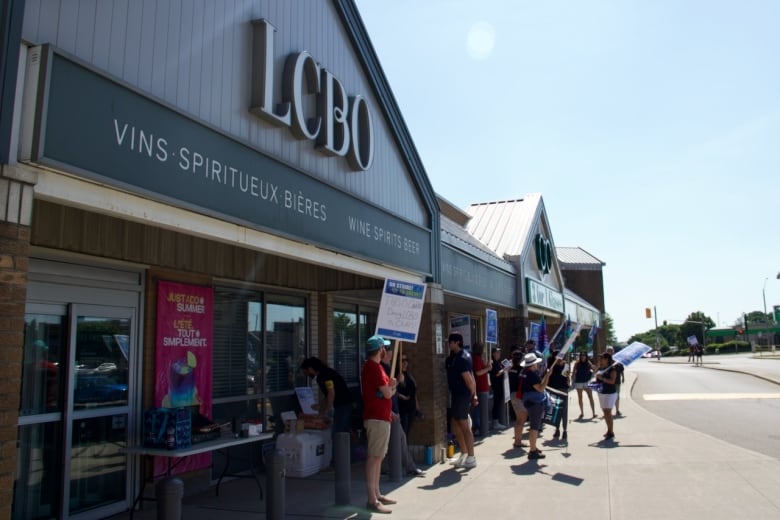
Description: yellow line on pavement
xmin=643 ymin=393 xmax=780 ymax=401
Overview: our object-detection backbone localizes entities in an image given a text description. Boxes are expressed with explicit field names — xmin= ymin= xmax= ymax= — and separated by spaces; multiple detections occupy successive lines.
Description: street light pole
xmin=763 ymin=277 xmax=768 ymax=316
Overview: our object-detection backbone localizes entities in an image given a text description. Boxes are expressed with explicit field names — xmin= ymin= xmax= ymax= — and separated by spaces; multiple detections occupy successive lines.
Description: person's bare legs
xmin=453 ymin=417 xmax=474 ymax=456
xmin=603 ymin=408 xmax=614 ymax=437
xmin=586 ymin=388 xmax=597 ymax=417
xmin=365 ymin=454 xmax=382 ymax=504
xmin=513 ymin=410 xmax=528 ymax=445
xmin=576 ymin=388 xmax=584 ymax=417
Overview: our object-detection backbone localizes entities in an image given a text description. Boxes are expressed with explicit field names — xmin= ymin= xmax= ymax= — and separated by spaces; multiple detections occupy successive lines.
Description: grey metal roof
xmin=441 ymin=215 xmax=515 ymax=272
xmin=557 ymin=247 xmax=606 ymax=269
xmin=465 ymin=194 xmax=542 ymax=257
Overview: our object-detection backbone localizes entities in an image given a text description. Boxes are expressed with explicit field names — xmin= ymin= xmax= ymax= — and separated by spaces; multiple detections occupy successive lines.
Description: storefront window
xmin=20 ymin=314 xmax=67 ymax=416
xmin=212 ymin=288 xmax=307 ymax=435
xmin=333 ymin=304 xmax=377 ymax=387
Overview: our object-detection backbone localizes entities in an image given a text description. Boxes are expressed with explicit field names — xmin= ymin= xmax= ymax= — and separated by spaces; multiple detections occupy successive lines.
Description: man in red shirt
xmin=361 ymin=335 xmax=397 ymax=514
xmin=471 ymin=343 xmax=491 ymax=436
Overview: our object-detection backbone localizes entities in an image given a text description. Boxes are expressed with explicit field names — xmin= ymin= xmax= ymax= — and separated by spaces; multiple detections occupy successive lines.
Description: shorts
xmin=450 ymin=396 xmax=472 ymax=421
xmin=573 ymin=382 xmax=590 ymax=390
xmin=525 ymin=401 xmax=544 ymax=431
xmin=510 ymin=394 xmax=527 ymax=415
xmin=364 ymin=419 xmax=391 ymax=458
xmin=598 ymin=392 xmax=618 ymax=410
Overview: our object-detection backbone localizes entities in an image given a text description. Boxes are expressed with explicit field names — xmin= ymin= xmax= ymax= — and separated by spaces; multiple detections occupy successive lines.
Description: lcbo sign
xmin=250 ymin=19 xmax=375 ymax=171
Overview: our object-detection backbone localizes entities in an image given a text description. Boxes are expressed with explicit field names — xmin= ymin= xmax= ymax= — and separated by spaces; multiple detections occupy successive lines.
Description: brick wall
xmin=0 ymin=220 xmax=29 ymax=520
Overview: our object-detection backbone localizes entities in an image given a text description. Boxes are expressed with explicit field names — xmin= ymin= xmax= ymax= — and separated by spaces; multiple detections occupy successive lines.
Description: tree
xmin=681 ymin=311 xmax=715 ymax=346
xmin=745 ymin=310 xmax=771 ymax=325
xmin=602 ymin=313 xmax=617 ymax=346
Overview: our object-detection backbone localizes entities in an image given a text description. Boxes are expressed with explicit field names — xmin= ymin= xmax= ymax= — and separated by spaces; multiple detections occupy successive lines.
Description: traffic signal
xmin=645 ymin=307 xmax=652 ymax=318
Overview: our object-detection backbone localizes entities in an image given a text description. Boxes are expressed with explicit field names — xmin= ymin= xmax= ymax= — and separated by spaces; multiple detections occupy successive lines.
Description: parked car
xmin=74 ymin=374 xmax=128 ymax=405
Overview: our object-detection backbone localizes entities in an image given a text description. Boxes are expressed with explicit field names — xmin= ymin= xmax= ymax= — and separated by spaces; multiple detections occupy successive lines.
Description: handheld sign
xmin=612 ymin=341 xmax=651 ymax=367
xmin=557 ymin=323 xmax=583 ymax=359
xmin=375 ymin=279 xmax=427 ymax=342
xmin=485 ymin=309 xmax=498 ymax=343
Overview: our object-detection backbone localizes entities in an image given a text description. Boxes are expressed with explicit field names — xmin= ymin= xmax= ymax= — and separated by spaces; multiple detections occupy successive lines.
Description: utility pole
xmin=654 ymin=305 xmax=660 ymax=352
xmin=763 ymin=277 xmax=768 ymax=316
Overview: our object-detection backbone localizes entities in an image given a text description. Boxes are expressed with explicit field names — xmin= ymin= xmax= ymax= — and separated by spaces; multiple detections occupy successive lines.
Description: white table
xmin=123 ymin=432 xmax=275 ymax=515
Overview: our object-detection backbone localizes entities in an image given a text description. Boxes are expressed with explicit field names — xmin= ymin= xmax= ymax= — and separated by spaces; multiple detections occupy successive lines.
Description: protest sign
xmin=612 ymin=341 xmax=652 ymax=367
xmin=375 ymin=279 xmax=426 ymax=342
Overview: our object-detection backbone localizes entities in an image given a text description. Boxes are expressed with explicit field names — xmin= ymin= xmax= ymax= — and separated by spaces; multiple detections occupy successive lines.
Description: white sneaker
xmin=463 ymin=456 xmax=477 ymax=469
xmin=452 ymin=453 xmax=466 ymax=467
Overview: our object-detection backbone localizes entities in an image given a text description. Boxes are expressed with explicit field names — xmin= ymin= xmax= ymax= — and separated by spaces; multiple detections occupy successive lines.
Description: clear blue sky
xmin=354 ymin=0 xmax=780 ymax=342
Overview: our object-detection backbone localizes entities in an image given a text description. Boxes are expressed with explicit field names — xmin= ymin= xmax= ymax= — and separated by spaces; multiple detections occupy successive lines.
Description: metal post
xmin=334 ymin=432 xmax=351 ymax=505
xmin=654 ymin=306 xmax=660 ymax=355
xmin=266 ymin=449 xmax=286 ymax=520
xmin=479 ymin=391 xmax=489 ymax=434
xmin=388 ymin=420 xmax=402 ymax=482
xmin=154 ymin=477 xmax=183 ymax=520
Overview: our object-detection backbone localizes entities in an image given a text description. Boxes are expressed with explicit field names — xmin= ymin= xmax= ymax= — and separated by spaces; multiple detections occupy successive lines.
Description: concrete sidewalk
xmin=113 ymin=356 xmax=780 ymax=519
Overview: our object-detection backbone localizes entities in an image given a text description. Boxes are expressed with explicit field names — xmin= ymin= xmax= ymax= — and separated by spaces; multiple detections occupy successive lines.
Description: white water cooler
xmin=275 ymin=430 xmax=332 ymax=477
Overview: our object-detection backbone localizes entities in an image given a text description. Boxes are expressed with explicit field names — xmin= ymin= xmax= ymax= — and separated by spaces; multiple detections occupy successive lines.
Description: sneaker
xmin=463 ymin=455 xmax=477 ymax=469
xmin=492 ymin=421 xmax=506 ymax=430
xmin=452 ymin=453 xmax=467 ymax=467
xmin=528 ymin=450 xmax=546 ymax=460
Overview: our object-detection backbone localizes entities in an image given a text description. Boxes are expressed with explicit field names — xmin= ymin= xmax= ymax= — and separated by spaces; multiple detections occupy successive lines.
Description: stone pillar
xmin=0 ymin=169 xmax=34 ymax=520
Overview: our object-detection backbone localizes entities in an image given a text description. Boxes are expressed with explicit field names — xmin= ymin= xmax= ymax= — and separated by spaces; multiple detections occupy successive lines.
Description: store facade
xmin=1 ymin=1 xmax=441 ymax=518
xmin=465 ymin=195 xmax=601 ymax=347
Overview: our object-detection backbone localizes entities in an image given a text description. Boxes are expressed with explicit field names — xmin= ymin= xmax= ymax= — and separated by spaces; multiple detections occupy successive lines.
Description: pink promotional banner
xmin=155 ymin=280 xmax=214 ymax=474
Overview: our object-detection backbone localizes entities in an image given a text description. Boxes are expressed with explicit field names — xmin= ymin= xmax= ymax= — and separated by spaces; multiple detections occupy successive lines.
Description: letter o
xmin=347 ymin=95 xmax=374 ymax=171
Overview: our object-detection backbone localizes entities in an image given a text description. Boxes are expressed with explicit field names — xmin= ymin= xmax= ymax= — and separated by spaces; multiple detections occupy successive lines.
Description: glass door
xmin=17 ymin=303 xmax=136 ymax=520
xmin=67 ymin=305 xmax=133 ymax=518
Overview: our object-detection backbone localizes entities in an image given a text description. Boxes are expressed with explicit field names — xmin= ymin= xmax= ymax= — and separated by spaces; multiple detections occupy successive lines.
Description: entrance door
xmin=17 ymin=300 xmax=137 ymax=520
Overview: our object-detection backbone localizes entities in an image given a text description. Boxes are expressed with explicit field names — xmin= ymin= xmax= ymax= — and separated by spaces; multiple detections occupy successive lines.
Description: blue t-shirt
xmin=447 ymin=349 xmax=473 ymax=399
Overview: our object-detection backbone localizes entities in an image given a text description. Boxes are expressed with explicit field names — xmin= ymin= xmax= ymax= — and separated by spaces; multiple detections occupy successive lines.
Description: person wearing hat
xmin=525 ymin=339 xmax=547 ymax=372
xmin=361 ymin=335 xmax=398 ymax=513
xmin=445 ymin=333 xmax=478 ymax=469
xmin=519 ymin=352 xmax=553 ymax=459
xmin=380 ymin=344 xmax=425 ymax=477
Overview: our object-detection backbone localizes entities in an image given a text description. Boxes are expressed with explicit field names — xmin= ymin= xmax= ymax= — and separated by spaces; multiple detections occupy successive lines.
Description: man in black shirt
xmin=301 ymin=357 xmax=354 ymax=464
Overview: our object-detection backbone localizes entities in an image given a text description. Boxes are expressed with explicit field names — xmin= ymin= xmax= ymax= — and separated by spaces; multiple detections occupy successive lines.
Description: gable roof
xmin=465 ymin=194 xmax=542 ymax=257
xmin=557 ymin=247 xmax=606 ymax=270
xmin=440 ymin=214 xmax=515 ymax=272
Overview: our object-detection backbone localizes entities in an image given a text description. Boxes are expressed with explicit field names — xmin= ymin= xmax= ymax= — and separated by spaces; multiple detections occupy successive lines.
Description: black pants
xmin=491 ymin=388 xmax=504 ymax=421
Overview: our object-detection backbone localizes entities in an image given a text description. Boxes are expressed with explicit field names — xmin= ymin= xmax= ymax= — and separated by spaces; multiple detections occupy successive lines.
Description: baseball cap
xmin=366 ymin=335 xmax=391 ymax=352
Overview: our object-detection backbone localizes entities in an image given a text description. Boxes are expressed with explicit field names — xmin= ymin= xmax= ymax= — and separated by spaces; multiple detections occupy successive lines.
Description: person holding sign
xmin=520 ymin=353 xmax=553 ymax=459
xmin=446 ymin=333 xmax=478 ymax=469
xmin=594 ymin=352 xmax=618 ymax=440
xmin=361 ymin=335 xmax=398 ymax=514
